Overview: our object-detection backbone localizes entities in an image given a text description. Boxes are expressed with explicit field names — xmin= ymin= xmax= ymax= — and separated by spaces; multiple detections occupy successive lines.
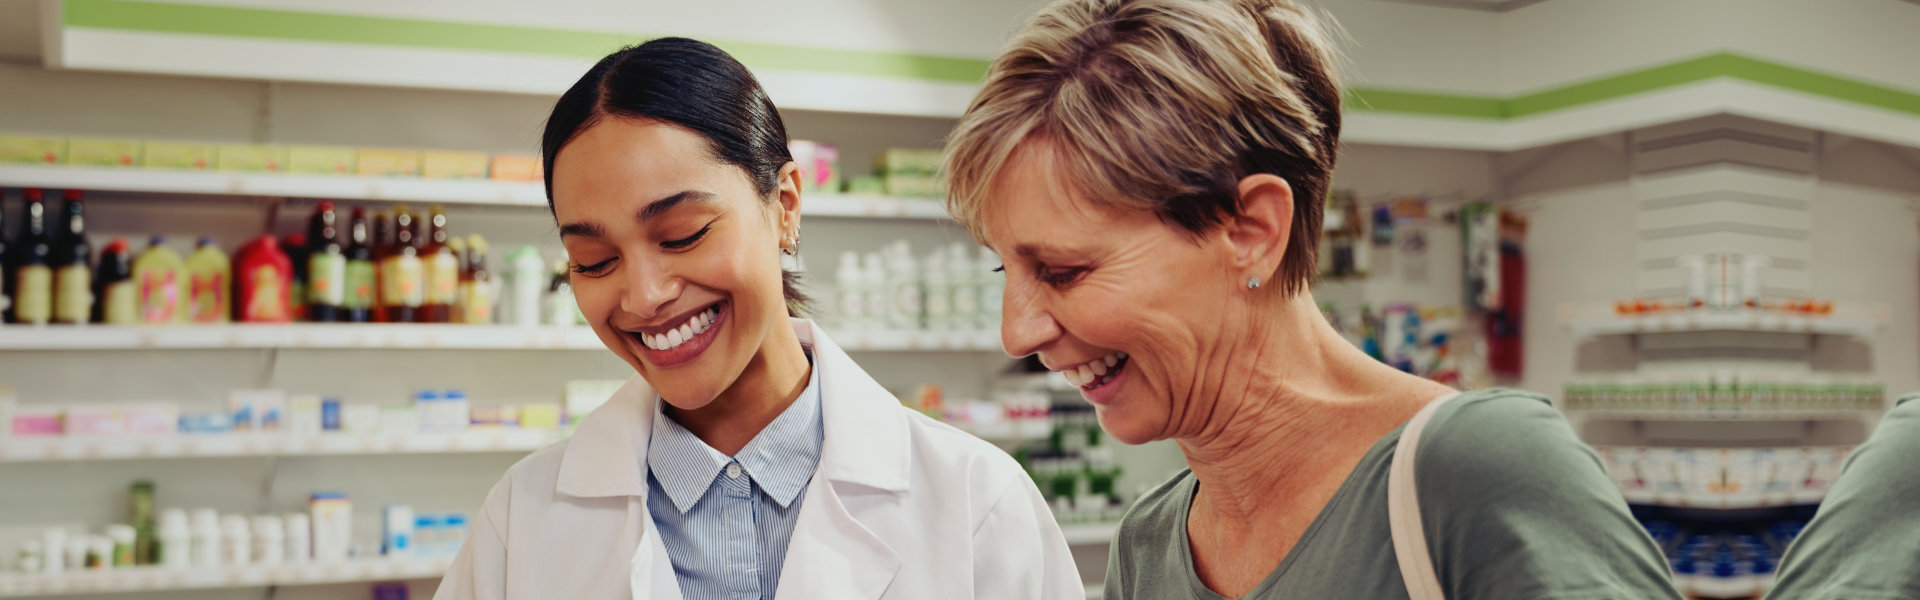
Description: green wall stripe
xmin=62 ymin=0 xmax=992 ymax=84
xmin=61 ymin=1 xmax=1920 ymax=119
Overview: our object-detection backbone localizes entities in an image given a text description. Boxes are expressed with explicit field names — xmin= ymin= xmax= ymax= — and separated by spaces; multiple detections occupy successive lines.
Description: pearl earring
xmin=1247 ymin=276 xmax=1261 ymax=290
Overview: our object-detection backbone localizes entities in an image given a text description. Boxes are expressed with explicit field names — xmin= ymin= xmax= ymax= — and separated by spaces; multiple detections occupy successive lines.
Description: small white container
xmin=190 ymin=509 xmax=222 ymax=567
xmin=505 ymin=246 xmax=545 ymax=327
xmin=283 ymin=513 xmax=312 ymax=563
xmin=63 ymin=537 xmax=87 ymax=573
xmin=41 ymin=528 xmax=66 ymax=574
xmin=158 ymin=509 xmax=191 ymax=568
xmin=383 ymin=505 xmax=414 ymax=557
xmin=104 ymin=524 xmax=136 ymax=567
xmin=253 ymin=515 xmax=284 ymax=565
xmin=86 ymin=537 xmax=112 ymax=571
xmin=309 ymin=493 xmax=352 ymax=562
xmin=221 ymin=515 xmax=251 ymax=566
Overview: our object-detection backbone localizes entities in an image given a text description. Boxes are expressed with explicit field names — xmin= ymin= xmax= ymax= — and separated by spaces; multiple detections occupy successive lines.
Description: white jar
xmin=190 ymin=509 xmax=222 ymax=567
xmin=253 ymin=516 xmax=284 ymax=565
xmin=284 ymin=513 xmax=312 ymax=563
xmin=220 ymin=515 xmax=251 ymax=566
xmin=157 ymin=509 xmax=191 ymax=568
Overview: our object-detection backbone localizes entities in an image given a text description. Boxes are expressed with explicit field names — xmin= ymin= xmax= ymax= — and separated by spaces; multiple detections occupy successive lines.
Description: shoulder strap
xmin=1388 ymin=392 xmax=1461 ymax=600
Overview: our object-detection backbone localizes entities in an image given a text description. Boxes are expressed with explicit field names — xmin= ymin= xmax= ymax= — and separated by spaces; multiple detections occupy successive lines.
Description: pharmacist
xmin=432 ymin=38 xmax=1081 ymax=600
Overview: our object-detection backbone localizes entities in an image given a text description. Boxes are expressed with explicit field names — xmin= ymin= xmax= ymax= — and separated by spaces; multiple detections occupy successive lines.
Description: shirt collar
xmin=645 ymin=352 xmax=825 ymax=514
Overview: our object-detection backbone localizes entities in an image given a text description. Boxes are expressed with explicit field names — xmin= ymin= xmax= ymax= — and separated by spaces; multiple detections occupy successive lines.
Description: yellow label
xmin=488 ymin=154 xmax=542 ymax=181
xmin=0 ymin=136 xmax=66 ymax=165
xmin=53 ymin=265 xmax=92 ymax=324
xmin=138 ymin=268 xmax=182 ymax=323
xmin=243 ymin=265 xmax=289 ymax=322
xmin=67 ymin=139 xmax=143 ymax=168
xmin=425 ymin=252 xmax=459 ymax=304
xmin=216 ymin=145 xmax=290 ymax=173
xmin=460 ymin=281 xmax=493 ymax=324
xmin=14 ymin=266 xmax=52 ymax=323
xmin=356 ymin=148 xmax=421 ymax=177
xmin=142 ymin=143 xmax=216 ymax=170
xmin=380 ymin=254 xmax=424 ymax=307
xmin=421 ymin=151 xmax=489 ymax=179
xmin=287 ymin=146 xmax=357 ymax=175
xmin=103 ymin=281 xmax=138 ymax=325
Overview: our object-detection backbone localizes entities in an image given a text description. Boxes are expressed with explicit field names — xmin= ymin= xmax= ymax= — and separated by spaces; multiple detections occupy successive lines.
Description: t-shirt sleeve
xmin=1414 ymin=391 xmax=1684 ymax=600
xmin=1764 ymin=395 xmax=1920 ymax=600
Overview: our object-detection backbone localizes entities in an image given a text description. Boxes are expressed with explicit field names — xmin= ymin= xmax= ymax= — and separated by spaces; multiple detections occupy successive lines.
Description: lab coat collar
xmin=555 ymin=318 xmax=911 ymax=499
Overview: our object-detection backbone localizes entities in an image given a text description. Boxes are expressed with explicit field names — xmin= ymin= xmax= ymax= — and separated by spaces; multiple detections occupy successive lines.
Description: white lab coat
xmin=434 ymin=319 xmax=1083 ymax=600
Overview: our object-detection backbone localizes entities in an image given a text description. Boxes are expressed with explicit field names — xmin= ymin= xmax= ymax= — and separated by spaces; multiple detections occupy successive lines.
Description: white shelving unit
xmin=0 ymin=325 xmax=1003 ymax=353
xmin=0 ymin=164 xmax=952 ymax=220
xmin=0 ymin=558 xmax=450 ymax=597
xmin=0 ymin=430 xmax=568 ymax=463
xmin=1565 ymin=408 xmax=1879 ymax=423
xmin=1562 ymin=309 xmax=1884 ymax=338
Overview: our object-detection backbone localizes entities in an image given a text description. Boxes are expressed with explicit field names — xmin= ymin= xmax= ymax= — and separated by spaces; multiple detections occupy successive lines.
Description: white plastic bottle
xmin=504 ymin=246 xmax=545 ymax=326
xmin=253 ymin=515 xmax=284 ymax=565
xmin=158 ymin=509 xmax=191 ymax=568
xmin=41 ymin=528 xmax=65 ymax=574
xmin=190 ymin=509 xmax=222 ymax=567
xmin=948 ymin=243 xmax=980 ymax=332
xmin=887 ymin=242 xmax=923 ymax=330
xmin=923 ymin=248 xmax=952 ymax=331
xmin=977 ymin=247 xmax=1004 ymax=330
xmin=283 ymin=513 xmax=312 ymax=563
xmin=834 ymin=251 xmax=866 ymax=330
xmin=220 ymin=514 xmax=251 ymax=566
xmin=862 ymin=252 xmax=889 ymax=330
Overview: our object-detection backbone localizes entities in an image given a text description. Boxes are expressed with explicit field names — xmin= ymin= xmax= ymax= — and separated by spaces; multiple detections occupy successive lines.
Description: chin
xmin=1094 ymin=407 xmax=1162 ymax=446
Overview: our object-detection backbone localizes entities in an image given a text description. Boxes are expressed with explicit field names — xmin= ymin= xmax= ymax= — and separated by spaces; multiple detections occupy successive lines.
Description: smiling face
xmin=980 ymin=140 xmax=1252 ymax=445
xmin=551 ymin=117 xmax=800 ymax=411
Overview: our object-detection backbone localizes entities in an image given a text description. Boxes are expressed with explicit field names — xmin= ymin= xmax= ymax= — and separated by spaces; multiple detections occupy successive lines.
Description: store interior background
xmin=1 ymin=1 xmax=1919 ymax=599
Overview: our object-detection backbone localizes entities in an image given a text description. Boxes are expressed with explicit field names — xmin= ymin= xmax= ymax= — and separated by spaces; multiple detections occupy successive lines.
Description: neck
xmin=1179 ymin=293 xmax=1449 ymax=522
xmin=666 ymin=318 xmax=813 ymax=456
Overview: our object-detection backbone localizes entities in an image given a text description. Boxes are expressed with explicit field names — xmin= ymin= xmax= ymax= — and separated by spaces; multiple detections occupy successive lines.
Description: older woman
xmin=945 ymin=1 xmax=1684 ymax=598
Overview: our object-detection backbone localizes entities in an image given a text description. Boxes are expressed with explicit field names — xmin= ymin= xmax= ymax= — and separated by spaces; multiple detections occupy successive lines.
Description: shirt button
xmin=726 ymin=463 xmax=742 ymax=479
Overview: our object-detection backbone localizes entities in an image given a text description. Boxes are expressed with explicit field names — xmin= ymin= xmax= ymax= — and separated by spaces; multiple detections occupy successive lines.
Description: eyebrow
xmin=1012 ymin=242 xmax=1072 ymax=259
xmin=557 ymin=189 xmax=718 ymax=239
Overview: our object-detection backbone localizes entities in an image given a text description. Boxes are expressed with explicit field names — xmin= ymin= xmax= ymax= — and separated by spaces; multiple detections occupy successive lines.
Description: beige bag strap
xmin=1388 ymin=392 xmax=1460 ymax=600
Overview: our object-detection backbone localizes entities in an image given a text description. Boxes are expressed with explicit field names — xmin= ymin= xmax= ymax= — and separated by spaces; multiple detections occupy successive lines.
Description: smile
xmin=624 ymin=301 xmax=727 ymax=368
xmin=1060 ymin=351 xmax=1128 ymax=391
xmin=637 ymin=303 xmax=720 ymax=351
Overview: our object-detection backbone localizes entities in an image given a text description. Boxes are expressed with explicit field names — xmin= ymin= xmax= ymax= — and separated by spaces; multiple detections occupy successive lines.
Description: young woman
xmin=434 ymin=38 xmax=1081 ymax=600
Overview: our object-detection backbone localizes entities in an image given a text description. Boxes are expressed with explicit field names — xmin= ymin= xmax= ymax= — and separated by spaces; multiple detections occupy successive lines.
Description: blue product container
xmin=320 ymin=398 xmax=342 ymax=431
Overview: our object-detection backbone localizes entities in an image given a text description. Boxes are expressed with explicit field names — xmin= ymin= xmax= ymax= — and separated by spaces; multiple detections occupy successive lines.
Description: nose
xmin=620 ymin=257 xmax=680 ymax=321
xmin=999 ymin=278 xmax=1062 ymax=359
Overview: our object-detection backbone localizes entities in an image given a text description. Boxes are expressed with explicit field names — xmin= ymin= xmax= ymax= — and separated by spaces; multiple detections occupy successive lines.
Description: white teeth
xmin=1076 ymin=365 xmax=1095 ymax=386
xmin=645 ymin=333 xmax=664 ymax=351
xmin=1104 ymin=355 xmax=1118 ymax=367
xmin=677 ymin=323 xmax=694 ymax=341
xmin=1090 ymin=360 xmax=1109 ymax=376
xmin=667 ymin=329 xmax=685 ymax=348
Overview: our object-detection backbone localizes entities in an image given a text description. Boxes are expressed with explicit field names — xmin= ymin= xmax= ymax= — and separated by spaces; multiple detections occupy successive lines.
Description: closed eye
xmin=663 ymin=225 xmax=711 ymax=250
xmin=1039 ymin=266 xmax=1086 ymax=287
xmin=571 ymin=258 xmax=616 ymax=277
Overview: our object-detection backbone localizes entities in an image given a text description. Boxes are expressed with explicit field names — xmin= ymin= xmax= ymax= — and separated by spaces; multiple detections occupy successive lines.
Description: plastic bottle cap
xmin=150 ymin=235 xmax=166 ymax=246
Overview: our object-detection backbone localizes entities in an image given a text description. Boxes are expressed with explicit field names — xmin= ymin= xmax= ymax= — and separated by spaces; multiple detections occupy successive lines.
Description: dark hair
xmin=542 ymin=37 xmax=808 ymax=316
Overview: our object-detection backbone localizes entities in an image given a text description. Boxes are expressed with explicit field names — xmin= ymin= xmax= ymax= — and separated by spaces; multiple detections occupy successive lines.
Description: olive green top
xmin=1105 ymin=389 xmax=1683 ymax=599
xmin=1765 ymin=394 xmax=1920 ymax=600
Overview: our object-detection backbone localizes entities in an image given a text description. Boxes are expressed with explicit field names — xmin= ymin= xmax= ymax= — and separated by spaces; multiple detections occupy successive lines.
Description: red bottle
xmin=234 ymin=235 xmax=293 ymax=323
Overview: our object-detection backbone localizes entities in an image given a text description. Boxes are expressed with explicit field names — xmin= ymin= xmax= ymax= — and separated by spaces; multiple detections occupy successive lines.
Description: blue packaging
xmin=444 ymin=513 xmax=469 ymax=556
xmin=320 ymin=398 xmax=341 ymax=431
xmin=414 ymin=514 xmax=443 ymax=558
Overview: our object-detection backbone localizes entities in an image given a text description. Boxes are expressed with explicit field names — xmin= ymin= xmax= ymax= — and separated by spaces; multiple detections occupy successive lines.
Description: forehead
xmin=976 ymin=138 xmax=1134 ymax=249
xmin=549 ymin=118 xmax=729 ymax=216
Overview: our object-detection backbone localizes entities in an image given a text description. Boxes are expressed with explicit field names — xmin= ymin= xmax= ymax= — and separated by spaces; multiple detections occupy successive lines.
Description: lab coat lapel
xmin=629 ymin=497 xmax=684 ymax=600
xmin=551 ymin=376 xmax=683 ymax=599
xmin=775 ymin=321 xmax=910 ymax=598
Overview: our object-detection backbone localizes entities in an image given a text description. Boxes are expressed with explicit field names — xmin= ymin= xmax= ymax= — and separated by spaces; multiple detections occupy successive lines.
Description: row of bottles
xmin=0 ymin=189 xmax=539 ymax=326
xmin=832 ymin=241 xmax=1003 ymax=332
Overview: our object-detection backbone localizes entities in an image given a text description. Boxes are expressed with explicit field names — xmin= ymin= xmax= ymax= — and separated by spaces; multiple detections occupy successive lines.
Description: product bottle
xmin=504 ymin=246 xmax=544 ymax=326
xmin=835 ymin=251 xmax=865 ymax=330
xmin=51 ymin=190 xmax=92 ymax=325
xmin=156 ymin=509 xmax=190 ymax=568
xmin=184 ymin=238 xmax=231 ymax=324
xmin=220 ymin=515 xmax=251 ymax=566
xmin=923 ymin=248 xmax=952 ymax=331
xmin=10 ymin=188 xmax=53 ymax=324
xmin=252 ymin=515 xmax=284 ymax=565
xmin=305 ymin=202 xmax=346 ymax=322
xmin=235 ymin=235 xmax=293 ymax=323
xmin=283 ymin=513 xmax=311 ymax=564
xmin=887 ymin=242 xmax=922 ymax=330
xmin=93 ymin=238 xmax=136 ymax=325
xmin=862 ymin=252 xmax=888 ymax=330
xmin=447 ymin=235 xmax=467 ymax=321
xmin=977 ymin=247 xmax=1004 ymax=331
xmin=547 ymin=259 xmax=580 ymax=326
xmin=281 ymin=233 xmax=309 ymax=321
xmin=129 ymin=481 xmax=156 ymax=565
xmin=0 ymin=190 xmax=11 ymax=322
xmin=460 ymin=234 xmax=494 ymax=324
xmin=948 ymin=243 xmax=980 ymax=332
xmin=189 ymin=509 xmax=221 ymax=568
xmin=342 ymin=207 xmax=376 ymax=322
xmin=380 ymin=206 xmax=424 ymax=323
xmin=131 ymin=236 xmax=187 ymax=324
xmin=419 ymin=206 xmax=460 ymax=323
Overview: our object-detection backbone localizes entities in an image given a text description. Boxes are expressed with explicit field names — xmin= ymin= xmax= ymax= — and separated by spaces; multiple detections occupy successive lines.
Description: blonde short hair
xmin=945 ymin=0 xmax=1344 ymax=297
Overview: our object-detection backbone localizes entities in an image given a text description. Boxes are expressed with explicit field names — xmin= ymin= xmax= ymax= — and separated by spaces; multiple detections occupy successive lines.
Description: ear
xmin=1223 ymin=173 xmax=1294 ymax=285
xmin=775 ymin=161 xmax=804 ymax=246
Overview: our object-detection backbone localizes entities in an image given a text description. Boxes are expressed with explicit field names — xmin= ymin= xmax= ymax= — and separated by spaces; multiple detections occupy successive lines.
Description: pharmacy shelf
xmin=0 ymin=557 xmax=450 ymax=597
xmin=953 ymin=420 xmax=1053 ymax=444
xmin=1059 ymin=522 xmax=1118 ymax=546
xmin=0 ymin=325 xmax=1002 ymax=352
xmin=1566 ymin=408 xmax=1879 ymax=422
xmin=1562 ymin=310 xmax=1883 ymax=339
xmin=0 ymin=430 xmax=568 ymax=463
xmin=0 ymin=164 xmax=951 ymax=220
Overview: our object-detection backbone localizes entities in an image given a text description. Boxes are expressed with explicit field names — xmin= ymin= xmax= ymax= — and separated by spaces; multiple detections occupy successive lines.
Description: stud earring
xmin=782 ymin=237 xmax=799 ymax=257
xmin=1247 ymin=276 xmax=1261 ymax=290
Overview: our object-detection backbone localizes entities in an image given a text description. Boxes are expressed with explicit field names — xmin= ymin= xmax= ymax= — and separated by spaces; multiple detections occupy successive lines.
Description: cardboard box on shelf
xmin=141 ymin=142 xmax=216 ymax=170
xmin=0 ymin=135 xmax=67 ymax=165
xmin=288 ymin=146 xmax=357 ymax=175
xmin=355 ymin=148 xmax=422 ymax=177
xmin=488 ymin=154 xmax=541 ymax=182
xmin=66 ymin=138 xmax=143 ymax=168
xmin=421 ymin=150 xmax=489 ymax=179
xmin=217 ymin=145 xmax=291 ymax=173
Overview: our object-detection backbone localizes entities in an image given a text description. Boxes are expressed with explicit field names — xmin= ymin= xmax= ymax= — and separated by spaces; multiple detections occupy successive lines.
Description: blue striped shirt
xmin=645 ymin=361 xmax=823 ymax=600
